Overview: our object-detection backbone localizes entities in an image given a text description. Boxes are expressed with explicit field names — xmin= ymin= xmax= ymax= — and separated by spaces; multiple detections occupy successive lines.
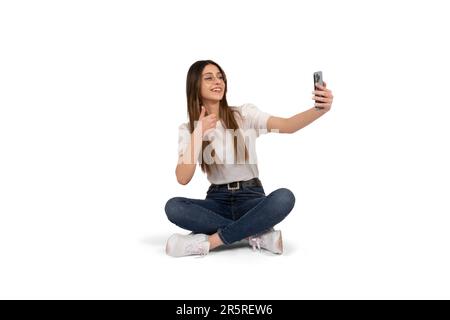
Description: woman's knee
xmin=165 ymin=197 xmax=185 ymax=222
xmin=270 ymin=188 xmax=296 ymax=213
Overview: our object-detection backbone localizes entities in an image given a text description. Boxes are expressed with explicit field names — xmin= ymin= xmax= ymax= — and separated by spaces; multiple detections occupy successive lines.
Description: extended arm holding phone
xmin=267 ymin=81 xmax=333 ymax=134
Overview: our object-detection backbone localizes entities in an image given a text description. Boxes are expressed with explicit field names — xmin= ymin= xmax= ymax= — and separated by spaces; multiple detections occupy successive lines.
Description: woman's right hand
xmin=198 ymin=106 xmax=217 ymax=137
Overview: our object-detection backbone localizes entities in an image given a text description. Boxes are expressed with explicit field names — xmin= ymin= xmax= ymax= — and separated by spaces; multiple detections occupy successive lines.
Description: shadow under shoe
xmin=248 ymin=229 xmax=283 ymax=254
xmin=165 ymin=233 xmax=210 ymax=257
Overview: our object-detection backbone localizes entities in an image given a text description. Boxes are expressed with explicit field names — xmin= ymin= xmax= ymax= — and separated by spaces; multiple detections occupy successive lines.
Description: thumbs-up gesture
xmin=198 ymin=106 xmax=217 ymax=137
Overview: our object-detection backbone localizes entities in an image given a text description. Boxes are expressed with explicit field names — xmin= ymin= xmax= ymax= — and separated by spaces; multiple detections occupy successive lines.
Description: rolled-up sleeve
xmin=240 ymin=103 xmax=271 ymax=134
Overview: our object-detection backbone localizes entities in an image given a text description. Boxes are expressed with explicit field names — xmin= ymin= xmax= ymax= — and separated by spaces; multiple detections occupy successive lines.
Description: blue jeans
xmin=165 ymin=184 xmax=295 ymax=245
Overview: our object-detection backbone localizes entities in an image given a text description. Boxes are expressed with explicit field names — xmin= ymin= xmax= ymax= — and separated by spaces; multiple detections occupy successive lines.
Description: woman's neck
xmin=203 ymin=102 xmax=220 ymax=119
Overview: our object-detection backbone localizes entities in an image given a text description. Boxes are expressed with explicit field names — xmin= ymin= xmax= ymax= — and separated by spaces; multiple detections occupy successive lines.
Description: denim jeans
xmin=165 ymin=184 xmax=295 ymax=245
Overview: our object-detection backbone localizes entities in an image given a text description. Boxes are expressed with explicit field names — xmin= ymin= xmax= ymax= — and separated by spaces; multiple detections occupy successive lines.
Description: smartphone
xmin=313 ymin=71 xmax=324 ymax=109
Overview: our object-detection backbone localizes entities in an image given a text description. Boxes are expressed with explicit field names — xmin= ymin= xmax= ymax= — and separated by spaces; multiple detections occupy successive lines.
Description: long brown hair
xmin=186 ymin=60 xmax=247 ymax=173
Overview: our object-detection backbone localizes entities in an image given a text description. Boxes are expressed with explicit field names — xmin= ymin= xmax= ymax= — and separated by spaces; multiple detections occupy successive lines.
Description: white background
xmin=1 ymin=0 xmax=449 ymax=299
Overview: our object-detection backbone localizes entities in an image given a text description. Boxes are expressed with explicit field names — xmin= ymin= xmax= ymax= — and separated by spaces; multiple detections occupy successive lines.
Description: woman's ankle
xmin=208 ymin=233 xmax=224 ymax=250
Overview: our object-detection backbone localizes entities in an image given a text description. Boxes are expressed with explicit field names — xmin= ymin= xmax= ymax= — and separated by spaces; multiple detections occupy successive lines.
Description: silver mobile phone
xmin=313 ymin=71 xmax=324 ymax=109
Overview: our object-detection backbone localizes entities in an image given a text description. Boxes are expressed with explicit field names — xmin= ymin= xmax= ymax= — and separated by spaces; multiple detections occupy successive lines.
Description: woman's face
xmin=200 ymin=64 xmax=225 ymax=103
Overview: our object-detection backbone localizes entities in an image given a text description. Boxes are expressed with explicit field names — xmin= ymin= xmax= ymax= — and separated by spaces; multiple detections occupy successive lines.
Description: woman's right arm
xmin=175 ymin=106 xmax=217 ymax=185
xmin=175 ymin=127 xmax=203 ymax=185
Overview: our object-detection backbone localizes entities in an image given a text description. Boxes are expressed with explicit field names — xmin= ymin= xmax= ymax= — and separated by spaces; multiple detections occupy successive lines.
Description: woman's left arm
xmin=267 ymin=82 xmax=333 ymax=134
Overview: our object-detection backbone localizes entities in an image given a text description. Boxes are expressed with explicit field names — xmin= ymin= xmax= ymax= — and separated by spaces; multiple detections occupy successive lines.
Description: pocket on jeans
xmin=243 ymin=186 xmax=266 ymax=196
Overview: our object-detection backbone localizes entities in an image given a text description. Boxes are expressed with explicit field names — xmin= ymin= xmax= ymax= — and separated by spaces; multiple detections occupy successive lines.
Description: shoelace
xmin=185 ymin=242 xmax=208 ymax=256
xmin=249 ymin=237 xmax=263 ymax=252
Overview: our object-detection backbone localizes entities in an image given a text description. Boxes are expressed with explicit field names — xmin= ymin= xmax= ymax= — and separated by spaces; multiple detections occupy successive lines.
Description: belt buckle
xmin=227 ymin=181 xmax=240 ymax=191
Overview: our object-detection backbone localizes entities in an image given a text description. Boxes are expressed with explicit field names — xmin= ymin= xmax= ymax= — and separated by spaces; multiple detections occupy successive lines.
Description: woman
xmin=165 ymin=60 xmax=333 ymax=257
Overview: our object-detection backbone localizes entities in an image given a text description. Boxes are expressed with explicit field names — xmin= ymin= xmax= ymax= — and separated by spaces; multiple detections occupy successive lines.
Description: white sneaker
xmin=248 ymin=229 xmax=283 ymax=254
xmin=165 ymin=233 xmax=210 ymax=257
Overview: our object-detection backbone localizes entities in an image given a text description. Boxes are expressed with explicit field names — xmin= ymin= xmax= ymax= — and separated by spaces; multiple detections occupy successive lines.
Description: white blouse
xmin=178 ymin=103 xmax=271 ymax=185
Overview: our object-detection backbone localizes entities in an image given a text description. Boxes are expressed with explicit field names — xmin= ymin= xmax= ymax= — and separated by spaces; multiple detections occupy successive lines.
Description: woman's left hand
xmin=312 ymin=81 xmax=333 ymax=111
